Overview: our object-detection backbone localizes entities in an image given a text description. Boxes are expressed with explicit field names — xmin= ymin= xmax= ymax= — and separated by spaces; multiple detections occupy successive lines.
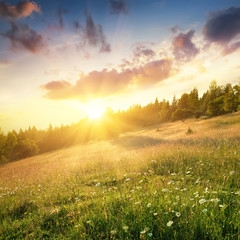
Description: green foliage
xmin=172 ymin=109 xmax=193 ymax=122
xmin=194 ymin=111 xmax=202 ymax=119
xmin=207 ymin=96 xmax=225 ymax=116
xmin=13 ymin=139 xmax=39 ymax=160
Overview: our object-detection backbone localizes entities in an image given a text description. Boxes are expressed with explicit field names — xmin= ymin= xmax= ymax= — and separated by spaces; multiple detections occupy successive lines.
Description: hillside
xmin=0 ymin=113 xmax=240 ymax=239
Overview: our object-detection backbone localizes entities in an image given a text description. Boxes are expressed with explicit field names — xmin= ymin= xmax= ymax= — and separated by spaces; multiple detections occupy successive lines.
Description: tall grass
xmin=0 ymin=113 xmax=239 ymax=239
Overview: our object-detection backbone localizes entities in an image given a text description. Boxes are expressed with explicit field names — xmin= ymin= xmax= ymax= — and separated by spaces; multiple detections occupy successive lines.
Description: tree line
xmin=1 ymin=81 xmax=240 ymax=163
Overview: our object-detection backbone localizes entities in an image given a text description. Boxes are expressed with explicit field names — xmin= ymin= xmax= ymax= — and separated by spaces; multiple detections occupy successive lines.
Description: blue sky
xmin=0 ymin=0 xmax=240 ymax=131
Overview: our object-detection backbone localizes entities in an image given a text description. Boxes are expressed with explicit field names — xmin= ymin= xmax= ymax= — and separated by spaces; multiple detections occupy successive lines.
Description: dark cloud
xmin=133 ymin=45 xmax=155 ymax=59
xmin=73 ymin=21 xmax=82 ymax=32
xmin=170 ymin=26 xmax=181 ymax=34
xmin=1 ymin=22 xmax=46 ymax=53
xmin=203 ymin=7 xmax=240 ymax=54
xmin=48 ymin=9 xmax=68 ymax=31
xmin=0 ymin=1 xmax=40 ymax=20
xmin=172 ymin=30 xmax=199 ymax=62
xmin=84 ymin=15 xmax=111 ymax=52
xmin=109 ymin=0 xmax=127 ymax=14
xmin=131 ymin=42 xmax=156 ymax=65
xmin=41 ymin=59 xmax=172 ymax=100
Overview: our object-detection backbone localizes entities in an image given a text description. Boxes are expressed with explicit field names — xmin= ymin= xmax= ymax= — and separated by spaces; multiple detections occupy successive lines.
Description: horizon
xmin=1 ymin=0 xmax=240 ymax=132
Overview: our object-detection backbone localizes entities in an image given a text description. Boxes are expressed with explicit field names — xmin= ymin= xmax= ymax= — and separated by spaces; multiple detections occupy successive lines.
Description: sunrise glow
xmin=0 ymin=0 xmax=239 ymax=132
xmin=86 ymin=107 xmax=104 ymax=120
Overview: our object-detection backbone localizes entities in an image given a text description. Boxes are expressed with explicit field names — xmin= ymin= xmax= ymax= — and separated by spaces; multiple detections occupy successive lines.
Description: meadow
xmin=0 ymin=113 xmax=240 ymax=239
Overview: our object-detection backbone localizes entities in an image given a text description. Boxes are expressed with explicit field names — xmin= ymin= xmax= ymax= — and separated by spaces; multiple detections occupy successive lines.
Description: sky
xmin=0 ymin=0 xmax=240 ymax=132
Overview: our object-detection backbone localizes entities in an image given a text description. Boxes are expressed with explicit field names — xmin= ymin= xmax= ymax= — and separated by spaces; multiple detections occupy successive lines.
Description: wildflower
xmin=219 ymin=204 xmax=226 ymax=208
xmin=171 ymin=173 xmax=176 ymax=176
xmin=95 ymin=182 xmax=100 ymax=187
xmin=195 ymin=178 xmax=201 ymax=184
xmin=140 ymin=230 xmax=146 ymax=234
xmin=148 ymin=233 xmax=153 ymax=237
xmin=153 ymin=212 xmax=158 ymax=216
xmin=135 ymin=201 xmax=140 ymax=205
xmin=162 ymin=188 xmax=169 ymax=193
xmin=202 ymin=209 xmax=207 ymax=213
xmin=122 ymin=225 xmax=129 ymax=232
xmin=167 ymin=221 xmax=173 ymax=227
xmin=176 ymin=212 xmax=181 ymax=217
xmin=147 ymin=203 xmax=151 ymax=208
xmin=230 ymin=171 xmax=235 ymax=175
xmin=111 ymin=230 xmax=117 ymax=235
xmin=211 ymin=198 xmax=220 ymax=203
xmin=199 ymin=199 xmax=206 ymax=204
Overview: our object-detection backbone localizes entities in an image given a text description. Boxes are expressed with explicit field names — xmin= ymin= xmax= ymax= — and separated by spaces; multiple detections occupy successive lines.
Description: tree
xmin=4 ymin=132 xmax=18 ymax=159
xmin=172 ymin=109 xmax=192 ymax=122
xmin=0 ymin=129 xmax=6 ymax=162
xmin=188 ymin=87 xmax=199 ymax=112
xmin=179 ymin=93 xmax=190 ymax=109
xmin=208 ymin=80 xmax=223 ymax=101
xmin=159 ymin=99 xmax=171 ymax=122
xmin=13 ymin=138 xmax=39 ymax=160
xmin=223 ymin=84 xmax=236 ymax=112
xmin=170 ymin=95 xmax=178 ymax=118
xmin=207 ymin=96 xmax=225 ymax=116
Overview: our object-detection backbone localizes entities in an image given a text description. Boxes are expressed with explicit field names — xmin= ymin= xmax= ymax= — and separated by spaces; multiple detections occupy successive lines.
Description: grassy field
xmin=0 ymin=113 xmax=240 ymax=239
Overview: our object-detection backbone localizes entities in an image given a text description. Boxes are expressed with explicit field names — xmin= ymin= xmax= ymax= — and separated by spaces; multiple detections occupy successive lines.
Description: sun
xmin=87 ymin=107 xmax=104 ymax=120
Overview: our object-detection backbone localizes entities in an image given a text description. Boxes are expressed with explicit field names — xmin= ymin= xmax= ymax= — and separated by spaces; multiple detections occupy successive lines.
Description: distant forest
xmin=1 ymin=80 xmax=240 ymax=163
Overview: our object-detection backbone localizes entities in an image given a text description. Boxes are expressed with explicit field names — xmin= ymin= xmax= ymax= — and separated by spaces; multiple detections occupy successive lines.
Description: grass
xmin=0 ymin=113 xmax=240 ymax=239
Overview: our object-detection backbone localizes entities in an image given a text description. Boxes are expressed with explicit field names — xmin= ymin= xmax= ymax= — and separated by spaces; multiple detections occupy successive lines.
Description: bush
xmin=195 ymin=111 xmax=202 ymax=119
xmin=186 ymin=127 xmax=193 ymax=135
xmin=0 ymin=155 xmax=8 ymax=163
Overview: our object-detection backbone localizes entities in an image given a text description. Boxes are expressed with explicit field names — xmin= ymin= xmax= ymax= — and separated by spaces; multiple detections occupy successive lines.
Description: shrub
xmin=186 ymin=127 xmax=193 ymax=135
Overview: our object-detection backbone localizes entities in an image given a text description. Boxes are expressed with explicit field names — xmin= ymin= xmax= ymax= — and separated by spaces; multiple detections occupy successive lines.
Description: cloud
xmin=1 ymin=22 xmax=46 ymax=53
xmin=0 ymin=59 xmax=11 ymax=65
xmin=73 ymin=21 xmax=82 ymax=32
xmin=0 ymin=1 xmax=40 ymax=20
xmin=48 ymin=9 xmax=68 ymax=31
xmin=85 ymin=15 xmax=111 ymax=52
xmin=170 ymin=26 xmax=181 ymax=34
xmin=203 ymin=7 xmax=240 ymax=54
xmin=172 ymin=30 xmax=199 ymax=62
xmin=41 ymin=59 xmax=172 ymax=100
xmin=109 ymin=0 xmax=127 ymax=14
xmin=133 ymin=43 xmax=156 ymax=59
